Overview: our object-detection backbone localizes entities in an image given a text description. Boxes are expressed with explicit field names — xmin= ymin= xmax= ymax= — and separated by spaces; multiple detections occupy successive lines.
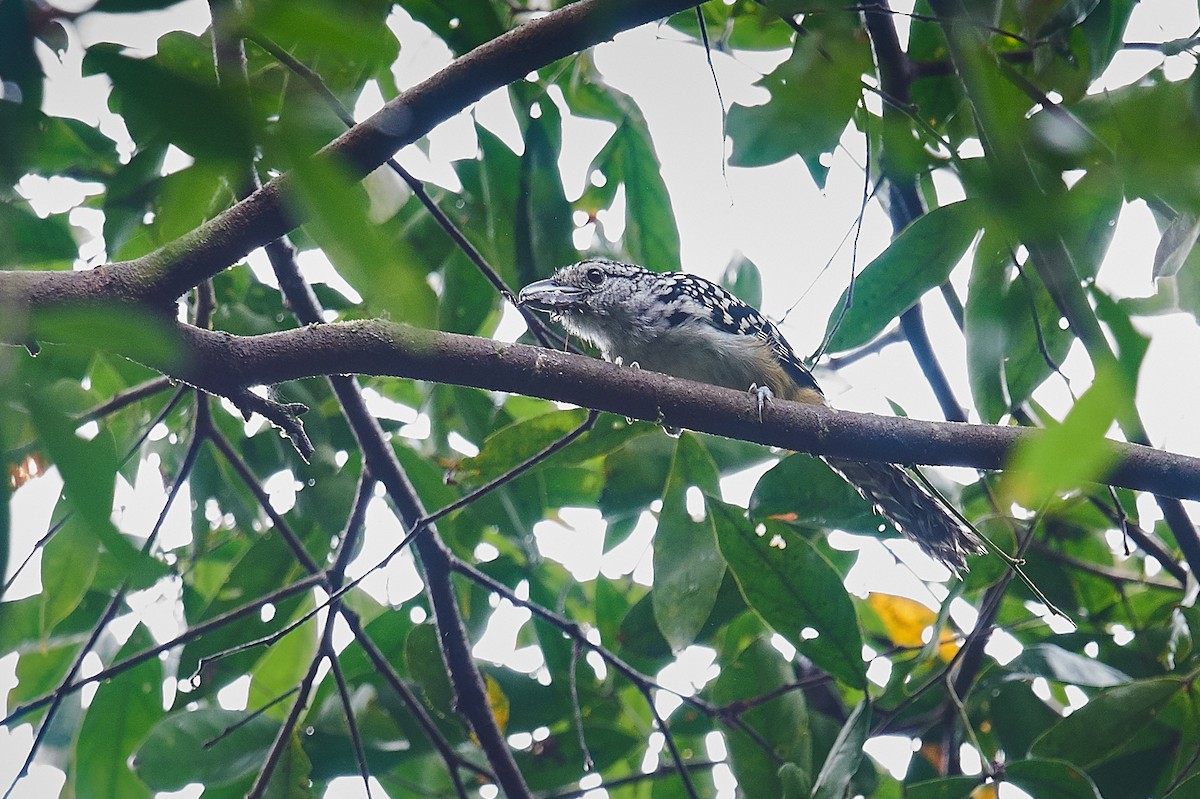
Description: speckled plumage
xmin=517 ymin=260 xmax=824 ymax=404
xmin=518 ymin=259 xmax=982 ymax=571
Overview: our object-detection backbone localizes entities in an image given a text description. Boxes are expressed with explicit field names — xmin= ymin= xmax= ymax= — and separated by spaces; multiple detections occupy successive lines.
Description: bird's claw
xmin=749 ymin=383 xmax=773 ymax=422
xmin=613 ymin=356 xmax=641 ymax=370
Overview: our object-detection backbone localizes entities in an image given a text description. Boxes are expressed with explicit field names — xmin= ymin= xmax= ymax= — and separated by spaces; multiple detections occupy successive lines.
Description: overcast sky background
xmin=3 ymin=1 xmax=1199 ymax=796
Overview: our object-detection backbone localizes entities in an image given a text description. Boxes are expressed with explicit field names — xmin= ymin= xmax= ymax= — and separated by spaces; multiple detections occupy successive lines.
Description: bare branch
xmin=15 ymin=316 xmax=1199 ymax=500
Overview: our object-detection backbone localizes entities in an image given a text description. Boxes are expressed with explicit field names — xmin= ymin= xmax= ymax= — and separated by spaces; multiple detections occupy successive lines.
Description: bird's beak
xmin=517 ymin=279 xmax=584 ymax=312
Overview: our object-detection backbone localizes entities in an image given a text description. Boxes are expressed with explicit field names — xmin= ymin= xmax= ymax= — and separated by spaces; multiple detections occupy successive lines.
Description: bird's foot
xmin=748 ymin=383 xmax=774 ymax=422
xmin=613 ymin=356 xmax=641 ymax=370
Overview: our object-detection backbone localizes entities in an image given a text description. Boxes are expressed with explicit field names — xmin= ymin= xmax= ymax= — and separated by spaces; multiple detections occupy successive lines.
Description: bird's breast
xmin=606 ymin=322 xmax=822 ymax=404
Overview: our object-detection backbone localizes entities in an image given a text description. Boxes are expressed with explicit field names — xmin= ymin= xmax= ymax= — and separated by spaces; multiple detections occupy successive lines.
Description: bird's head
xmin=517 ymin=259 xmax=667 ymax=356
xmin=517 ymin=259 xmax=655 ymax=318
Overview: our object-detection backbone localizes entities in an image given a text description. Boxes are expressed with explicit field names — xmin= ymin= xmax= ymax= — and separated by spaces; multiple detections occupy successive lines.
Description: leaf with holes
xmin=652 ymin=433 xmax=725 ymax=651
xmin=712 ymin=500 xmax=866 ymax=689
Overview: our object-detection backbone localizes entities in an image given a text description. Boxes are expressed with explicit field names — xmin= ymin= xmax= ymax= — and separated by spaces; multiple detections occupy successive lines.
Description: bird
xmin=517 ymin=258 xmax=983 ymax=572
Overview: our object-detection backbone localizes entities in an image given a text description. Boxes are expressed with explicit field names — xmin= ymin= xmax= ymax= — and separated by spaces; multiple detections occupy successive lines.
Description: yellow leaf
xmin=486 ymin=675 xmax=510 ymax=734
xmin=971 ymin=783 xmax=998 ymax=799
xmin=918 ymin=741 xmax=946 ymax=771
xmin=868 ymin=593 xmax=959 ymax=662
xmin=467 ymin=676 xmax=511 ymax=746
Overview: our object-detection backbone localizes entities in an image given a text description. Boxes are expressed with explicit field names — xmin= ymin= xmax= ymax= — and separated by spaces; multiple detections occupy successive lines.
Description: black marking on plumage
xmin=655 ymin=272 xmax=823 ymax=397
xmin=518 ymin=259 xmax=981 ymax=570
xmin=529 ymin=260 xmax=823 ymax=397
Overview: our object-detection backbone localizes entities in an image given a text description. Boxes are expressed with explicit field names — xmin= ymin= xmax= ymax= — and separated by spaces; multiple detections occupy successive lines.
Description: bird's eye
xmin=585 ymin=267 xmax=605 ymax=286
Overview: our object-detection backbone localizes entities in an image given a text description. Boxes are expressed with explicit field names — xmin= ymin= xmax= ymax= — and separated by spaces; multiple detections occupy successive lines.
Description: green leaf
xmin=262 ymin=731 xmax=313 ymax=799
xmin=82 ymin=43 xmax=253 ymax=162
xmin=515 ymin=725 xmax=640 ymax=792
xmin=1002 ymin=263 xmax=1074 ymax=410
xmin=1167 ymin=772 xmax=1200 ymax=798
xmin=721 ymin=252 xmax=763 ymax=308
xmin=712 ymin=502 xmax=866 ymax=689
xmin=749 ymin=454 xmax=881 ymax=536
xmin=906 ymin=776 xmax=982 ymax=799
xmin=76 ymin=625 xmax=163 ymax=799
xmin=599 ymin=431 xmax=674 ymax=520
xmin=405 ymin=623 xmax=455 ymax=720
xmin=177 ymin=533 xmax=311 ymax=702
xmin=9 ymin=645 xmax=79 ymax=720
xmin=32 ymin=113 xmax=120 ymax=179
xmin=1059 ymin=168 xmax=1123 ymax=279
xmin=0 ymin=475 xmax=8 ymax=601
xmin=1153 ymin=212 xmax=1200 ymax=280
xmin=562 ymin=63 xmax=681 ymax=270
xmin=0 ymin=1 xmax=42 ymax=121
xmin=811 ymin=700 xmax=871 ymax=799
xmin=984 ymin=680 xmax=1062 ymax=759
xmin=652 ymin=433 xmax=725 ymax=651
xmin=726 ymin=13 xmax=871 ymax=186
xmin=617 ymin=589 xmax=672 ymax=667
xmin=964 ymin=230 xmax=1013 ymax=423
xmin=292 ymin=156 xmax=436 ymax=328
xmin=712 ymin=638 xmax=812 ymax=797
xmin=404 ymin=0 xmax=506 ymax=56
xmin=668 ymin=2 xmax=795 ymax=51
xmin=513 ymin=86 xmax=575 ymax=280
xmin=779 ymin=763 xmax=813 ymax=798
xmin=0 ymin=591 xmax=111 ymax=655
xmin=1091 ymin=286 xmax=1149 ymax=389
xmin=1073 ymin=76 xmax=1200 ymax=214
xmin=249 ymin=0 xmax=397 ymax=84
xmin=824 ymin=201 xmax=983 ymax=352
xmin=1031 ymin=677 xmax=1185 ymax=767
xmin=1077 ymin=0 xmax=1137 ymax=82
xmin=1005 ymin=363 xmax=1124 ymax=506
xmin=38 ymin=508 xmax=100 ymax=637
xmin=26 ymin=384 xmax=164 ymax=587
xmin=248 ymin=601 xmax=319 ymax=719
xmin=453 ymin=408 xmax=588 ymax=485
xmin=1005 ymin=759 xmax=1102 ymax=799
xmin=617 ymin=123 xmax=681 ymax=271
xmin=132 ymin=708 xmax=280 ymax=791
xmin=1003 ymin=643 xmax=1130 ymax=688
xmin=0 ymin=201 xmax=77 ymax=268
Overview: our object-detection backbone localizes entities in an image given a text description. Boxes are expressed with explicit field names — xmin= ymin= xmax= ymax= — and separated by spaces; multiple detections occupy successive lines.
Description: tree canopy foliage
xmin=2 ymin=0 xmax=1200 ymax=798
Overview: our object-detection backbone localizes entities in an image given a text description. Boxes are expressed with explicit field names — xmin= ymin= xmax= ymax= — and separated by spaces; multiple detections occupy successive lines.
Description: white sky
xmin=4 ymin=1 xmax=1200 ymax=797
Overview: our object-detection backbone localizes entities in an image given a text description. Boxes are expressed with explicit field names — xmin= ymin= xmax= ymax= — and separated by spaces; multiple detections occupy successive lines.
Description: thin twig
xmin=3 ymin=387 xmax=188 ymax=595
xmin=327 ymin=642 xmax=374 ymax=799
xmin=246 ymin=645 xmax=325 ymax=799
xmin=75 ymin=376 xmax=174 ymax=422
xmin=340 ymin=608 xmax=479 ymax=798
xmin=1029 ymin=540 xmax=1182 ymax=590
xmin=208 ymin=427 xmax=323 ymax=574
xmin=568 ymin=641 xmax=594 ymax=772
xmin=1 ymin=574 xmax=325 ymax=727
xmin=241 ymin=29 xmax=563 ymax=350
xmin=537 ymin=761 xmax=719 ymax=799
xmin=823 ymin=327 xmax=905 ymax=370
xmin=203 ymin=687 xmax=300 ymax=748
xmin=812 ymin=97 xmax=872 ymax=362
xmin=640 ymin=683 xmax=700 ymax=799
xmin=2 ymin=588 xmax=126 ymax=799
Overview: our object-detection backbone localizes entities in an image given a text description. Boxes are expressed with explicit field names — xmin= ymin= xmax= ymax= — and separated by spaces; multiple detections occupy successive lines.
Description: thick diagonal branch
xmin=9 ymin=0 xmax=700 ymax=312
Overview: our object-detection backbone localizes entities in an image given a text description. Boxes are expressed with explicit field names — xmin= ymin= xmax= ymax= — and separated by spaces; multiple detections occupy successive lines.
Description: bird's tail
xmin=826 ymin=458 xmax=983 ymax=572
